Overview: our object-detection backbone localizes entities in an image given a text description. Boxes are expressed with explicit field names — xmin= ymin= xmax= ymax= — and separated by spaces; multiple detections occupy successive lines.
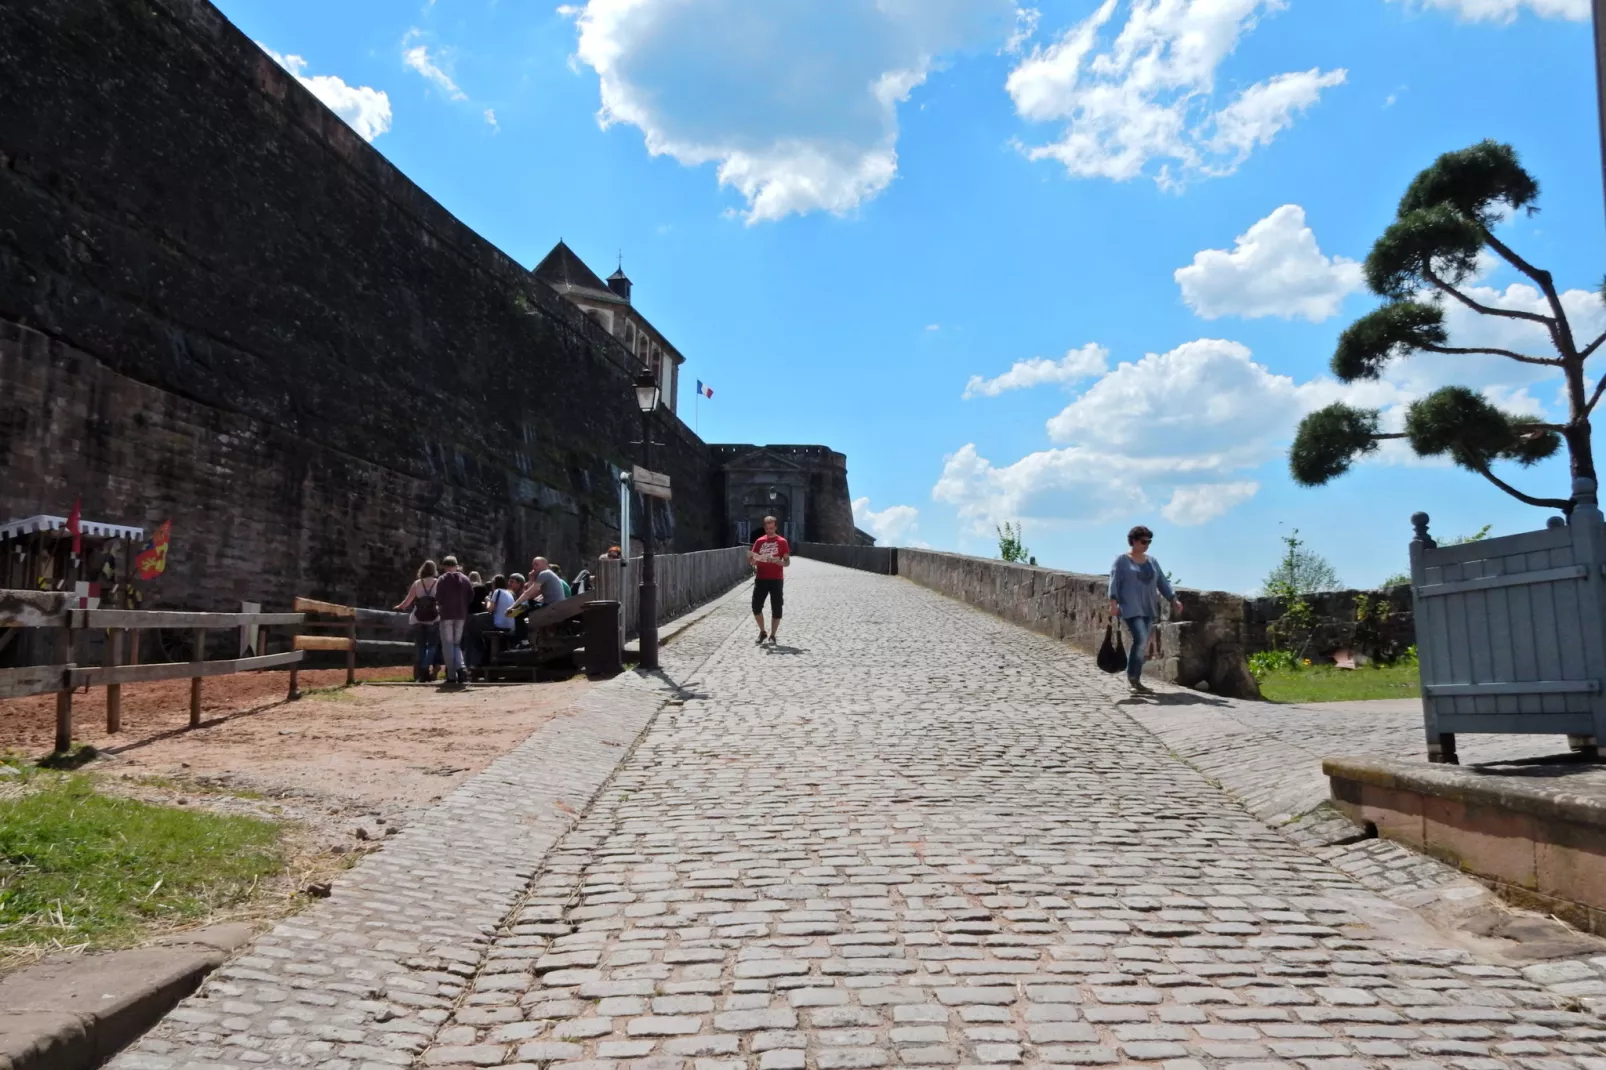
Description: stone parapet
xmin=892 ymin=549 xmax=1261 ymax=699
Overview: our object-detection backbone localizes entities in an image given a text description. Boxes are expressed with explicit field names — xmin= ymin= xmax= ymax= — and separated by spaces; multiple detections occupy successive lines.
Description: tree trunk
xmin=1565 ymin=353 xmax=1598 ymax=487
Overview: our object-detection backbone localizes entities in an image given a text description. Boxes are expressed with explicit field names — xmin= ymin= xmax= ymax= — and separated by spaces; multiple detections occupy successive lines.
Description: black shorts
xmin=753 ymin=578 xmax=784 ymax=618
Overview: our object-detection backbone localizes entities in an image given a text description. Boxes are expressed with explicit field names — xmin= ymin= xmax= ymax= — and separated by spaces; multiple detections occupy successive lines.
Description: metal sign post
xmin=619 ymin=471 xmax=631 ymax=657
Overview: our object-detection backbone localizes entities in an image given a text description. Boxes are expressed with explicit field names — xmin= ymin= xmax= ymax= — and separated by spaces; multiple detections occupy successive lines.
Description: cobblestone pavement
xmin=110 ymin=668 xmax=678 ymax=1070
xmin=1121 ymin=689 xmax=1606 ymax=919
xmin=403 ymin=561 xmax=1606 ymax=1070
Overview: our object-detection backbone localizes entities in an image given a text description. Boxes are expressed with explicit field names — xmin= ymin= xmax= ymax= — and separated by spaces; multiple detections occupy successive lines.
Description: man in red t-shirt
xmin=749 ymin=515 xmax=791 ymax=645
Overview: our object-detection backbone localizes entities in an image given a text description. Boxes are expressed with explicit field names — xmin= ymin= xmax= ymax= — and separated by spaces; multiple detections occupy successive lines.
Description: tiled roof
xmin=533 ymin=241 xmax=622 ymax=303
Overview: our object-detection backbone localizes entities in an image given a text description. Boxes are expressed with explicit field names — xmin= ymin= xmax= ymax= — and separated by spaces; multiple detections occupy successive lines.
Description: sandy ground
xmin=0 ymin=668 xmax=592 ymax=829
xmin=0 ymin=668 xmax=594 ymax=969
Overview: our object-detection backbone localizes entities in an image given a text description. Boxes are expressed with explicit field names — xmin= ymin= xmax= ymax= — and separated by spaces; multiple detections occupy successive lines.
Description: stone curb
xmin=623 ymin=576 xmax=752 ymax=657
xmin=0 ymin=924 xmax=254 ymax=1070
xmin=1323 ymin=754 xmax=1606 ymax=828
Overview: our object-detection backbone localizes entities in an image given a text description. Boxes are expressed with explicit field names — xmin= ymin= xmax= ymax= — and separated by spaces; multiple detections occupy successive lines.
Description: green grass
xmin=0 ymin=773 xmax=283 ymax=956
xmin=1255 ymin=662 xmax=1422 ymax=704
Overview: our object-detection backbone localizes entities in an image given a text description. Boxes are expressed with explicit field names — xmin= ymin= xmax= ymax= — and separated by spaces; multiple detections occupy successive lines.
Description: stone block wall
xmin=1246 ymin=587 xmax=1417 ymax=663
xmin=792 ymin=544 xmax=898 ymax=575
xmin=895 ymin=550 xmax=1261 ymax=699
xmin=0 ymin=0 xmax=724 ymax=608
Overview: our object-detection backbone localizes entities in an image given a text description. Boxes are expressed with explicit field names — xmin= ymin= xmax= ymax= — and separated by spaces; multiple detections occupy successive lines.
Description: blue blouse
xmin=1108 ymin=554 xmax=1176 ymax=620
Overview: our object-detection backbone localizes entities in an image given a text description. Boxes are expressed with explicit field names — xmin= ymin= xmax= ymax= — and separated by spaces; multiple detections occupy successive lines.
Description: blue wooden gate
xmin=1410 ymin=477 xmax=1606 ymax=763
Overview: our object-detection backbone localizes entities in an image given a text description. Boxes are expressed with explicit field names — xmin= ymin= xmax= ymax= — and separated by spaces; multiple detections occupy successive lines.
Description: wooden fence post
xmin=54 ymin=685 xmax=73 ymax=754
xmin=106 ymin=627 xmax=124 ymax=733
xmin=346 ymin=619 xmax=357 ymax=686
xmin=190 ymin=627 xmax=206 ymax=728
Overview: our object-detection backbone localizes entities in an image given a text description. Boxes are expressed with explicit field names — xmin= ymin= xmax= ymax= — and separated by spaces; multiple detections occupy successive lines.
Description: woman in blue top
xmin=1107 ymin=525 xmax=1183 ymax=693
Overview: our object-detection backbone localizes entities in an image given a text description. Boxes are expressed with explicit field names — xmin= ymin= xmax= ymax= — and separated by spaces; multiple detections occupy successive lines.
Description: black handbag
xmin=1096 ymin=620 xmax=1127 ymax=673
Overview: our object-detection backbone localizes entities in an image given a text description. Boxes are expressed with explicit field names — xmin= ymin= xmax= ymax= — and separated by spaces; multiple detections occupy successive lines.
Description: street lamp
xmin=1595 ymin=0 xmax=1606 ymax=224
xmin=633 ymin=371 xmax=661 ymax=671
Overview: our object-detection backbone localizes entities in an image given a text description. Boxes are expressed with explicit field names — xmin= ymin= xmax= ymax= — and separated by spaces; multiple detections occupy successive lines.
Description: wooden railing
xmin=593 ymin=546 xmax=751 ymax=641
xmin=290 ymin=596 xmax=416 ymax=695
xmin=0 ymin=589 xmax=303 ymax=752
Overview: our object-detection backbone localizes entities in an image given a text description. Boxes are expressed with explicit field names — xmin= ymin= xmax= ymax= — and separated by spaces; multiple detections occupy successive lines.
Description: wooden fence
xmin=1411 ymin=476 xmax=1606 ymax=763
xmin=594 ymin=546 xmax=752 ymax=641
xmin=0 ymin=589 xmax=303 ymax=752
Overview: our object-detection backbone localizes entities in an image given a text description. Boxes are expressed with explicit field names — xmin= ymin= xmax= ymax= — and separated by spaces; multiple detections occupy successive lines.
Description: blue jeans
xmin=1125 ymin=616 xmax=1154 ymax=681
xmin=414 ymin=623 xmax=440 ymax=678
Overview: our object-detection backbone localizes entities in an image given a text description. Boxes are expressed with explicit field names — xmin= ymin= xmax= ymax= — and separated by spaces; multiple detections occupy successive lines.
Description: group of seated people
xmin=405 ymin=555 xmax=591 ymax=682
xmin=479 ymin=555 xmax=579 ymax=648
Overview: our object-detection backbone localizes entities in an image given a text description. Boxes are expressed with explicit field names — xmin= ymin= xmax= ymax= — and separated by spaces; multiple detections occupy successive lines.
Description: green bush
xmin=1248 ymin=650 xmax=1303 ymax=677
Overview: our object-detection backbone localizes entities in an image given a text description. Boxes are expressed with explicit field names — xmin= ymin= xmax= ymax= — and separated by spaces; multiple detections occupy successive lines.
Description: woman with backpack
xmin=397 ymin=559 xmax=442 ymax=682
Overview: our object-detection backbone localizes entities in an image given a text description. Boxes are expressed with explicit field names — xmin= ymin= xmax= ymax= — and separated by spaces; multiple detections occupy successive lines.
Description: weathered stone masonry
xmin=0 ymin=0 xmax=727 ymax=609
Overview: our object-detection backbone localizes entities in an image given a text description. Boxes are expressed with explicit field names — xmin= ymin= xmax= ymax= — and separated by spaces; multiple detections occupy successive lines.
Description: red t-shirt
xmin=753 ymin=534 xmax=789 ymax=580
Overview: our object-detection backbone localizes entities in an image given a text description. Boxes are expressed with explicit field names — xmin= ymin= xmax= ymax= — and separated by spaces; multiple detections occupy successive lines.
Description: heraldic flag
xmin=136 ymin=520 xmax=171 ymax=580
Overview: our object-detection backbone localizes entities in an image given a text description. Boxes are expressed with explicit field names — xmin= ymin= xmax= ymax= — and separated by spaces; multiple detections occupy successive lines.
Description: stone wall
xmin=709 ymin=445 xmax=857 ymax=544
xmin=1247 ymin=587 xmax=1416 ymax=663
xmin=0 ymin=0 xmax=724 ymax=608
xmin=895 ymin=550 xmax=1261 ymax=699
xmin=793 ymin=544 xmax=898 ymax=575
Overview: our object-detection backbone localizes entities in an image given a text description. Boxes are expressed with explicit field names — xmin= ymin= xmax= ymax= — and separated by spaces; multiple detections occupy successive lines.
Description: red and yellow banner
xmin=135 ymin=520 xmax=171 ymax=580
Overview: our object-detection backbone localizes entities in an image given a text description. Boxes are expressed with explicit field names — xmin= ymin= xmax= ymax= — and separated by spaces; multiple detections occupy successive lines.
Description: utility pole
xmin=1596 ymin=0 xmax=1606 ymax=224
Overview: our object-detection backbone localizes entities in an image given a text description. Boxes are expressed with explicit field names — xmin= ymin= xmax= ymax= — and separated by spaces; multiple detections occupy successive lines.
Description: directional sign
xmin=632 ymin=466 xmax=672 ymax=501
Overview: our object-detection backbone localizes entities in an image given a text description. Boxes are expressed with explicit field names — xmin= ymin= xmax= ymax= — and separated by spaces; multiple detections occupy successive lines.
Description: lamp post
xmin=1595 ymin=0 xmax=1606 ymax=225
xmin=633 ymin=371 xmax=661 ymax=671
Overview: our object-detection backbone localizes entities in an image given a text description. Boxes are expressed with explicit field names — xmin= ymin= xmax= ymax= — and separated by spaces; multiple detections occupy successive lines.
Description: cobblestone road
xmin=413 ymin=561 xmax=1606 ymax=1070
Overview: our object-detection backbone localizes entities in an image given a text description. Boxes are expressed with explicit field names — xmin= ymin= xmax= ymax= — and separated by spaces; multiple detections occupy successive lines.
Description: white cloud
xmin=1204 ymin=68 xmax=1348 ymax=166
xmin=257 ymin=44 xmax=393 ymax=142
xmin=485 ymin=108 xmax=500 ymax=132
xmin=1400 ymin=281 xmax=1606 ymax=398
xmin=1161 ymin=482 xmax=1259 ymax=525
xmin=1005 ymin=0 xmax=1345 ymax=187
xmin=1175 ymin=204 xmax=1363 ymax=321
xmin=403 ymin=33 xmax=469 ymax=100
xmin=1004 ymin=6 xmax=1042 ymax=53
xmin=852 ymin=497 xmax=923 ymax=545
xmin=935 ymin=338 xmax=1420 ymax=532
xmin=963 ymin=344 xmax=1109 ymax=398
xmin=563 ymin=0 xmax=1015 ymax=223
xmin=1388 ymin=0 xmax=1586 ymax=21
xmin=926 ymin=323 xmax=942 ymax=331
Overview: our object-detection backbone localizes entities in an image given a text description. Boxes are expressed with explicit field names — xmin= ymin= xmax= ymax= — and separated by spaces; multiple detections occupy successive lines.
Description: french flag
xmin=696 ymin=380 xmax=713 ymax=399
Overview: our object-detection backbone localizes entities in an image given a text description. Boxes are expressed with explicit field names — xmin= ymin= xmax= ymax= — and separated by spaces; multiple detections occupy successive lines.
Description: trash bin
xmin=583 ymin=600 xmax=622 ymax=677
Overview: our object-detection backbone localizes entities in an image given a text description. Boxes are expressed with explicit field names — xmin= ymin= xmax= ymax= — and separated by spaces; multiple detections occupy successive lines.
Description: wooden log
xmin=0 ymin=664 xmax=70 ymax=700
xmin=68 ymin=649 xmax=304 ymax=688
xmin=357 ymin=639 xmax=415 ymax=651
xmin=0 ymin=589 xmax=70 ymax=628
xmin=75 ymin=609 xmax=303 ymax=629
xmin=106 ymin=627 xmax=124 ymax=733
xmin=55 ymin=687 xmax=72 ymax=754
xmin=190 ymin=628 xmax=206 ymax=728
xmin=293 ymin=632 xmax=411 ymax=652
xmin=295 ymin=634 xmax=354 ymax=652
xmin=354 ymin=608 xmax=410 ymax=629
xmin=293 ymin=596 xmax=354 ymax=618
xmin=523 ymin=593 xmax=592 ymax=629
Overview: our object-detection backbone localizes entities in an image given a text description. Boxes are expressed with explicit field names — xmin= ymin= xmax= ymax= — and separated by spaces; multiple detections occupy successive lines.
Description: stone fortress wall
xmin=0 ymin=0 xmax=734 ymax=609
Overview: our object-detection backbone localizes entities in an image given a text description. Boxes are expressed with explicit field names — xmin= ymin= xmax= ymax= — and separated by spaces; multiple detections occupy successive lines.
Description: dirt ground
xmin=0 ymin=670 xmax=593 ymax=970
xmin=0 ymin=668 xmax=592 ymax=834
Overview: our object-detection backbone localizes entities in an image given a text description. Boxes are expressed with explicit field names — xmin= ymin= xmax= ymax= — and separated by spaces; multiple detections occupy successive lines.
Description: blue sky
xmin=220 ymin=0 xmax=1604 ymax=593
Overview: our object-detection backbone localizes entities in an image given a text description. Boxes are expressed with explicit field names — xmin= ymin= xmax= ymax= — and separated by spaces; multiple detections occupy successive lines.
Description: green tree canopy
xmin=1290 ymin=141 xmax=1602 ymax=512
xmin=1262 ymin=529 xmax=1341 ymax=597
